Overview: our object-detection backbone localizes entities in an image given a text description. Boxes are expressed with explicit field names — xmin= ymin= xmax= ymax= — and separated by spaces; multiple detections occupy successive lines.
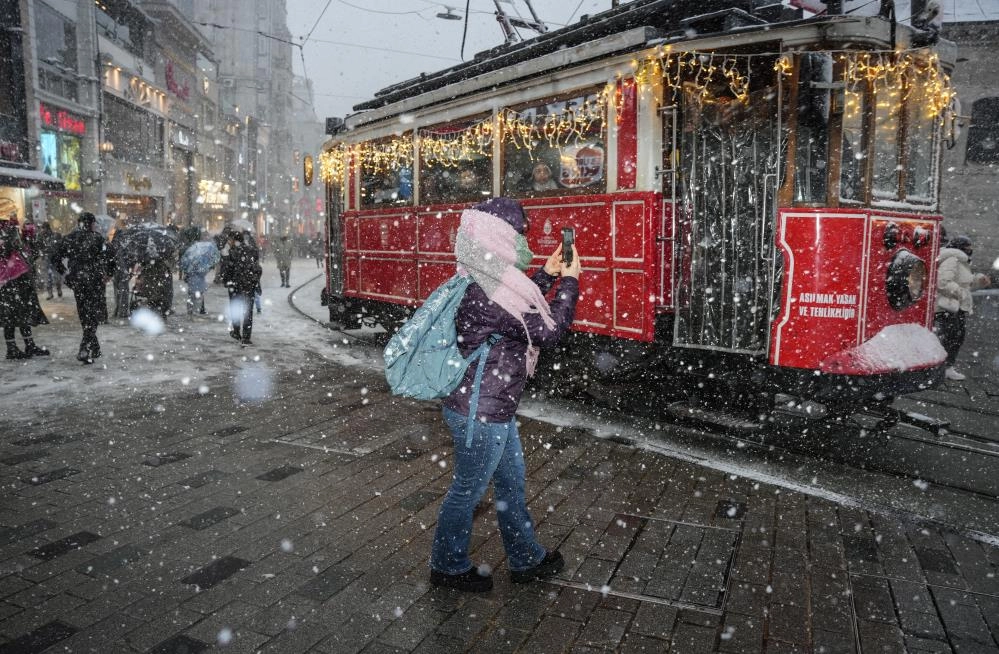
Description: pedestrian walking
xmin=273 ymin=235 xmax=293 ymax=287
xmin=219 ymin=231 xmax=262 ymax=346
xmin=429 ymin=197 xmax=581 ymax=592
xmin=38 ymin=223 xmax=63 ymax=299
xmin=933 ymin=234 xmax=990 ymax=381
xmin=1 ymin=211 xmax=50 ymax=360
xmin=179 ymin=232 xmax=220 ymax=316
xmin=54 ymin=212 xmax=115 ymax=364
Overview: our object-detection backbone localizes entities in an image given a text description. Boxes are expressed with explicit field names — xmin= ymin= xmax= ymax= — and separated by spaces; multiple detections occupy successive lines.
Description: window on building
xmin=36 ymin=3 xmax=77 ymax=69
xmin=965 ymin=97 xmax=999 ymax=164
xmin=103 ymin=94 xmax=165 ymax=166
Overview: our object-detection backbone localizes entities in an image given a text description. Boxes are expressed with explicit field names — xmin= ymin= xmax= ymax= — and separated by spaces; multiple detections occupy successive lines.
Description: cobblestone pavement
xmin=1 ymin=354 xmax=998 ymax=654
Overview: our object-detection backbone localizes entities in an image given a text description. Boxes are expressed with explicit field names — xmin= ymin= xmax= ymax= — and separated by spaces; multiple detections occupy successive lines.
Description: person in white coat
xmin=933 ymin=235 xmax=989 ymax=380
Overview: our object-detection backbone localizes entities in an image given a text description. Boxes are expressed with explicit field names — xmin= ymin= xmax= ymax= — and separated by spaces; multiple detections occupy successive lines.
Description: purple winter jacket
xmin=442 ymin=269 xmax=579 ymax=422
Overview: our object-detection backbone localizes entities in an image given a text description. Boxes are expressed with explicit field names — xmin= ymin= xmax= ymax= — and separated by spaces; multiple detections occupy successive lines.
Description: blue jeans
xmin=430 ymin=407 xmax=546 ymax=575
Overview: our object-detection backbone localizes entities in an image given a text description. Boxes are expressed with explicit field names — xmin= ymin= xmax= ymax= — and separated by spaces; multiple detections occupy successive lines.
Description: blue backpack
xmin=384 ymin=274 xmax=499 ymax=446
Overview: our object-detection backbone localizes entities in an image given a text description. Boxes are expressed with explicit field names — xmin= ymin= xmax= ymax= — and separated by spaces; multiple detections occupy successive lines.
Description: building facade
xmin=940 ymin=18 xmax=999 ymax=269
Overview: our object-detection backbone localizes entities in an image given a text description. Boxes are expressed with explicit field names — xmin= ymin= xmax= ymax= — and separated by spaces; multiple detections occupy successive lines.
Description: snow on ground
xmin=0 ymin=258 xmax=381 ymax=423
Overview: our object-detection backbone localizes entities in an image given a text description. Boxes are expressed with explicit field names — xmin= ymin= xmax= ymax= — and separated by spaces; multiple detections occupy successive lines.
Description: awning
xmin=0 ymin=166 xmax=66 ymax=192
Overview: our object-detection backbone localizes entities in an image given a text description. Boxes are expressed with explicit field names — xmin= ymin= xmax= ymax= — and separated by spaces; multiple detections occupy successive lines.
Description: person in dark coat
xmin=54 ymin=212 xmax=115 ymax=363
xmin=38 ymin=223 xmax=63 ymax=299
xmin=219 ymin=230 xmax=261 ymax=346
xmin=430 ymin=197 xmax=581 ymax=593
xmin=1 ymin=213 xmax=50 ymax=360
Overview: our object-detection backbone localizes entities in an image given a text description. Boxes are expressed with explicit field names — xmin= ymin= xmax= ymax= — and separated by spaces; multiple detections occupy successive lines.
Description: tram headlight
xmin=886 ymin=249 xmax=927 ymax=310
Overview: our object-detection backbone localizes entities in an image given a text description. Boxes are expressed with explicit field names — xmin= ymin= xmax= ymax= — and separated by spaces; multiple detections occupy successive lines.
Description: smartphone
xmin=561 ymin=227 xmax=575 ymax=266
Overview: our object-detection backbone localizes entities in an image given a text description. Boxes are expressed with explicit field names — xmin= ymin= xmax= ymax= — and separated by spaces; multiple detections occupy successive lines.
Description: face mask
xmin=514 ymin=234 xmax=533 ymax=271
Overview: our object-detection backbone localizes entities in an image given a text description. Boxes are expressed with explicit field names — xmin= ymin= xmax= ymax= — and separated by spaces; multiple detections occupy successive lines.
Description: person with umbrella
xmin=1 ymin=206 xmax=50 ymax=360
xmin=179 ymin=231 xmax=220 ymax=315
xmin=54 ymin=212 xmax=115 ymax=364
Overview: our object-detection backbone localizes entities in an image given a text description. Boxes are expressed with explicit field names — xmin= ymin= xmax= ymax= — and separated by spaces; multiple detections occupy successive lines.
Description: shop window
xmin=419 ymin=118 xmax=493 ymax=205
xmin=501 ymin=90 xmax=606 ymax=198
xmin=965 ymin=97 xmax=999 ymax=164
xmin=358 ymin=134 xmax=414 ymax=208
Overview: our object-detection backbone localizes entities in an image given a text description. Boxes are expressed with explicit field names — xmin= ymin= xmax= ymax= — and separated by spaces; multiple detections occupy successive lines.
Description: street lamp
xmin=436 ymin=6 xmax=462 ymax=20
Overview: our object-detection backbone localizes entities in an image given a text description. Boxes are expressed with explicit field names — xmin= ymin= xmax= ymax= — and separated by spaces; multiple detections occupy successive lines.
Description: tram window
xmin=501 ymin=91 xmax=607 ymax=198
xmin=839 ymin=88 xmax=865 ymax=202
xmin=358 ymin=135 xmax=414 ymax=208
xmin=872 ymin=86 xmax=902 ymax=200
xmin=418 ymin=118 xmax=493 ymax=205
xmin=904 ymin=74 xmax=940 ymax=203
xmin=794 ymin=54 xmax=832 ymax=204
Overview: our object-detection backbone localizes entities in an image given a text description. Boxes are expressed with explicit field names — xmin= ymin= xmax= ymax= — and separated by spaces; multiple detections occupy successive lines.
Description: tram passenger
xmin=531 ymin=161 xmax=559 ymax=192
xmin=933 ymin=235 xmax=990 ymax=381
xmin=430 ymin=197 xmax=581 ymax=593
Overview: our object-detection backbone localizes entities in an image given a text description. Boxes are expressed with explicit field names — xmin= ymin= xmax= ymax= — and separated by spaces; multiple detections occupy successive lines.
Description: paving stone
xmin=0 ymin=619 xmax=76 ymax=654
xmin=75 ymin=544 xmax=146 ymax=577
xmin=176 ymin=469 xmax=227 ymax=489
xmin=576 ymin=607 xmax=631 ymax=649
xmin=178 ymin=506 xmax=241 ymax=530
xmin=0 ymin=450 xmax=49 ymax=466
xmin=147 ymin=633 xmax=209 ymax=654
xmin=180 ymin=556 xmax=252 ymax=590
xmin=143 ymin=452 xmax=192 ymax=467
xmin=916 ymin=547 xmax=960 ymax=575
xmin=19 ymin=467 xmax=80 ymax=486
xmin=811 ymin=629 xmax=856 ymax=654
xmin=295 ymin=563 xmax=359 ymax=602
xmin=717 ymin=613 xmax=763 ymax=653
xmin=256 ymin=465 xmax=304 ymax=482
xmin=26 ymin=531 xmax=101 ymax=562
xmin=0 ymin=520 xmax=58 ymax=548
xmin=857 ymin=619 xmax=906 ymax=654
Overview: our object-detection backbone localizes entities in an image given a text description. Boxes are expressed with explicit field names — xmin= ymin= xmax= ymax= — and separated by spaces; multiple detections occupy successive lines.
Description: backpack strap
xmin=464 ymin=333 xmax=502 ymax=448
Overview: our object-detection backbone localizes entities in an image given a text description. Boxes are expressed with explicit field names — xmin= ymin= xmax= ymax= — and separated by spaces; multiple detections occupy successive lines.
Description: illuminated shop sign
xmin=197 ymin=179 xmax=230 ymax=208
xmin=38 ymin=103 xmax=86 ymax=136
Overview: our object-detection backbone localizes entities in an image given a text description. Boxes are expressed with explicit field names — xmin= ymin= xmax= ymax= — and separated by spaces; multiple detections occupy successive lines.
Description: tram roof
xmin=353 ymin=0 xmax=790 ymax=113
xmin=342 ymin=0 xmax=950 ymax=133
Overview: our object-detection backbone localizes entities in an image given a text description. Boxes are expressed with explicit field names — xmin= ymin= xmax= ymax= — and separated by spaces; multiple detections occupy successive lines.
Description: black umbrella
xmin=113 ymin=223 xmax=179 ymax=267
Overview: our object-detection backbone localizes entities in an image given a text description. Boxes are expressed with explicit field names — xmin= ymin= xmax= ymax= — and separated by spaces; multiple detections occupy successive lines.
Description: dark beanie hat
xmin=79 ymin=212 xmax=96 ymax=225
xmin=473 ymin=197 xmax=527 ymax=234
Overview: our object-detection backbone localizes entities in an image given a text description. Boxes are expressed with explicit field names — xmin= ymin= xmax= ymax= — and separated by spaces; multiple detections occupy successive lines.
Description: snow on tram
xmin=317 ymin=0 xmax=958 ymax=421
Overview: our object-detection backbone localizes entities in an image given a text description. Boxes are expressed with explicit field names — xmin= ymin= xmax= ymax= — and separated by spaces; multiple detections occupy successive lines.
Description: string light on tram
xmin=319 ymin=47 xmax=955 ymax=185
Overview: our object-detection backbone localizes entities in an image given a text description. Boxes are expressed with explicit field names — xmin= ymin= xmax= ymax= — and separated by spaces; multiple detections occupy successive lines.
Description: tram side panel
xmin=336 ymin=192 xmax=662 ymax=342
xmin=770 ymin=209 xmax=943 ymax=376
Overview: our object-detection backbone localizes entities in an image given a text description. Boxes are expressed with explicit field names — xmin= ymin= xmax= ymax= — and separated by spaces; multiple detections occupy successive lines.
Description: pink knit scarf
xmin=454 ymin=208 xmax=555 ymax=375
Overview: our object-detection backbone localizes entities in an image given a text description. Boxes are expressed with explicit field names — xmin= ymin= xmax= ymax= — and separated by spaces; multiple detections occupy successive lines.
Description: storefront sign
xmin=126 ymin=172 xmax=153 ymax=191
xmin=165 ymin=61 xmax=191 ymax=101
xmin=172 ymin=126 xmax=193 ymax=150
xmin=38 ymin=103 xmax=86 ymax=136
xmin=197 ymin=179 xmax=230 ymax=208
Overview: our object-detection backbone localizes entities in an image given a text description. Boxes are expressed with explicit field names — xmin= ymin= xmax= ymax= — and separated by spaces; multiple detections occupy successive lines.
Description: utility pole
xmin=493 ymin=0 xmax=548 ymax=45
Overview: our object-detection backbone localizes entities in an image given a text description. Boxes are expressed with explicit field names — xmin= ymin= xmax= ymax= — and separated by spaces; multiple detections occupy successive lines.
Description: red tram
xmin=319 ymin=0 xmax=957 ymax=417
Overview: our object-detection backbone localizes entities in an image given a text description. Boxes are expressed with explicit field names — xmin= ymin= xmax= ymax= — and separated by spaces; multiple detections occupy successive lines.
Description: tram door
xmin=672 ymin=77 xmax=782 ymax=355
xmin=326 ymin=181 xmax=345 ymax=296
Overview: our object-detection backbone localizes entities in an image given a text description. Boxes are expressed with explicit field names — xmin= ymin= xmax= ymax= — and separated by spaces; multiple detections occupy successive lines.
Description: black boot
xmin=6 ymin=341 xmax=27 ymax=360
xmin=23 ymin=340 xmax=49 ymax=357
